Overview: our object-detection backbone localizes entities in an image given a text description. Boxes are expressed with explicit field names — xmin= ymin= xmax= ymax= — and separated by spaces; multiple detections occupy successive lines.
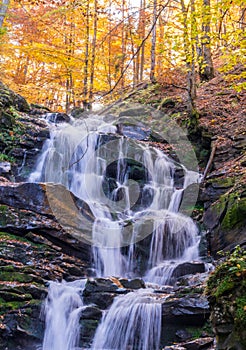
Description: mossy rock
xmin=0 ymin=110 xmax=16 ymax=128
xmin=221 ymin=195 xmax=246 ymax=231
xmin=0 ymin=271 xmax=34 ymax=283
xmin=204 ymin=175 xmax=246 ymax=254
xmin=206 ymin=246 xmax=246 ymax=349
xmin=160 ymin=97 xmax=176 ymax=108
xmin=0 ymin=81 xmax=30 ymax=115
xmin=208 ymin=177 xmax=235 ymax=189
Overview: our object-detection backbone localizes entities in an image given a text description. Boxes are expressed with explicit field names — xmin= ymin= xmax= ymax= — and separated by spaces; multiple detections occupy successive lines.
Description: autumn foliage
xmin=0 ymin=0 xmax=245 ymax=111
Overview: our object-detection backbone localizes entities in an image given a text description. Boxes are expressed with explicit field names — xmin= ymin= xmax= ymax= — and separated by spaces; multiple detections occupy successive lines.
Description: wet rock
xmin=0 ymin=161 xmax=11 ymax=175
xmin=83 ymin=292 xmax=116 ymax=310
xmin=0 ymin=81 xmax=29 ymax=112
xmin=121 ymin=124 xmax=151 ymax=140
xmin=0 ymin=110 xmax=15 ymax=128
xmin=118 ymin=278 xmax=145 ymax=289
xmin=119 ymin=107 xmax=150 ymax=118
xmin=176 ymin=329 xmax=192 ymax=341
xmin=172 ymin=262 xmax=206 ymax=278
xmin=13 ymin=94 xmax=30 ymax=113
xmin=163 ymin=337 xmax=214 ymax=350
xmin=203 ymin=190 xmax=246 ymax=256
xmin=45 ymin=112 xmax=70 ymax=123
xmin=29 ymin=103 xmax=51 ymax=115
xmin=0 ymin=182 xmax=52 ymax=214
xmin=182 ymin=337 xmax=214 ymax=350
xmin=70 ymin=107 xmax=87 ymax=119
xmin=83 ymin=277 xmax=125 ymax=295
xmin=0 ymin=181 xmax=94 ymax=223
xmin=82 ymin=277 xmax=146 ymax=310
xmin=162 ymin=294 xmax=210 ymax=325
xmin=81 ymin=306 xmax=102 ymax=320
xmin=0 ymin=230 xmax=93 ymax=349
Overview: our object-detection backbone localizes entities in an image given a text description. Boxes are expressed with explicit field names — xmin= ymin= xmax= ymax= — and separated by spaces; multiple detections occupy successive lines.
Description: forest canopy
xmin=0 ymin=0 xmax=245 ymax=111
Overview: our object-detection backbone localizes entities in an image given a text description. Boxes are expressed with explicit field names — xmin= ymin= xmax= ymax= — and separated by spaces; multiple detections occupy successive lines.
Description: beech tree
xmin=0 ymin=0 xmax=9 ymax=28
xmin=0 ymin=0 xmax=244 ymax=109
xmin=199 ymin=0 xmax=214 ymax=81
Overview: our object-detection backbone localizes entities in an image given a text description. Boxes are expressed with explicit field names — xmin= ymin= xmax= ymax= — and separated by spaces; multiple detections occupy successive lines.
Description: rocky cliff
xmin=0 ymin=77 xmax=245 ymax=349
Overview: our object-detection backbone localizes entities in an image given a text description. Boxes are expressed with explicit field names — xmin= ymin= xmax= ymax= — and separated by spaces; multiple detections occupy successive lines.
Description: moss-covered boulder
xmin=203 ymin=176 xmax=246 ymax=256
xmin=206 ymin=246 xmax=246 ymax=350
xmin=0 ymin=81 xmax=29 ymax=115
xmin=0 ymin=231 xmax=91 ymax=349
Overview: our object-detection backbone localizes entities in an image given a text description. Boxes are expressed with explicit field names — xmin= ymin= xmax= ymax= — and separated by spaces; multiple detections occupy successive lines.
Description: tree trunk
xmin=199 ymin=0 xmax=214 ymax=81
xmin=0 ymin=0 xmax=10 ymax=28
xmin=89 ymin=0 xmax=98 ymax=102
xmin=65 ymin=8 xmax=75 ymax=113
xmin=121 ymin=0 xmax=126 ymax=88
xmin=181 ymin=0 xmax=197 ymax=117
xmin=107 ymin=0 xmax=112 ymax=91
xmin=140 ymin=0 xmax=146 ymax=81
xmin=83 ymin=0 xmax=90 ymax=108
xmin=150 ymin=0 xmax=157 ymax=83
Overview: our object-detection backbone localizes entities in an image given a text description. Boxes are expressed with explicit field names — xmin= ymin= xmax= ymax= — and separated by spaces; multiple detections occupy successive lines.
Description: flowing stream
xmin=31 ymin=116 xmax=202 ymax=350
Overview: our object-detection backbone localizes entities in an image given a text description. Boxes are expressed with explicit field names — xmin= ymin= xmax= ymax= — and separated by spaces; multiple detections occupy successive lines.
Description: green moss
xmin=0 ymin=231 xmax=44 ymax=248
xmin=0 ymin=301 xmax=26 ymax=314
xmin=206 ymin=246 xmax=246 ymax=347
xmin=186 ymin=322 xmax=213 ymax=340
xmin=235 ymin=296 xmax=246 ymax=328
xmin=0 ymin=208 xmax=16 ymax=226
xmin=221 ymin=196 xmax=246 ymax=230
xmin=208 ymin=177 xmax=235 ymax=188
xmin=160 ymin=97 xmax=176 ymax=108
xmin=0 ymin=153 xmax=15 ymax=162
xmin=0 ymin=271 xmax=34 ymax=283
xmin=0 ymin=291 xmax=32 ymax=302
xmin=214 ymin=276 xmax=235 ymax=298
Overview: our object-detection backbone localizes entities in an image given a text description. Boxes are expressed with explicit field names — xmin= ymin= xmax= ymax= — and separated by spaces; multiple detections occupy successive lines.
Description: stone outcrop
xmin=201 ymin=158 xmax=246 ymax=257
xmin=0 ymin=231 xmax=90 ymax=350
xmin=0 ymin=182 xmax=93 ymax=261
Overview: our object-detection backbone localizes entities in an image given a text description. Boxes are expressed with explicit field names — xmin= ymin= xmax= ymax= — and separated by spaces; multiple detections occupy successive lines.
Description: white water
xmin=92 ymin=289 xmax=162 ymax=350
xmin=31 ymin=116 xmax=201 ymax=350
xmin=41 ymin=279 xmax=86 ymax=350
xmin=30 ymin=117 xmax=200 ymax=280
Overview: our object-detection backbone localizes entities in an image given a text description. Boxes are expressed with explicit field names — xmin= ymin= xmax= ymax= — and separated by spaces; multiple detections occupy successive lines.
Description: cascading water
xmin=31 ymin=115 xmax=202 ymax=350
xmin=41 ymin=279 xmax=86 ymax=350
xmin=92 ymin=289 xmax=162 ymax=350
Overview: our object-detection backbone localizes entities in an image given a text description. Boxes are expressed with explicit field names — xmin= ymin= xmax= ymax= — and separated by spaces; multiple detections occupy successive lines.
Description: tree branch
xmin=100 ymin=0 xmax=170 ymax=99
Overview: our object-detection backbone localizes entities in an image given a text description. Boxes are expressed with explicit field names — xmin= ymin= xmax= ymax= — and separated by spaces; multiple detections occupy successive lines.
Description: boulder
xmin=0 ymin=81 xmax=29 ymax=112
xmin=83 ymin=277 xmax=126 ymax=295
xmin=162 ymin=294 xmax=210 ymax=325
xmin=118 ymin=278 xmax=145 ymax=289
xmin=0 ymin=161 xmax=11 ymax=175
xmin=163 ymin=337 xmax=214 ymax=350
xmin=172 ymin=262 xmax=206 ymax=278
xmin=81 ymin=305 xmax=102 ymax=320
xmin=70 ymin=107 xmax=87 ymax=119
xmin=45 ymin=112 xmax=70 ymax=123
xmin=0 ymin=182 xmax=93 ymax=261
xmin=119 ymin=107 xmax=150 ymax=118
xmin=82 ymin=277 xmax=146 ymax=310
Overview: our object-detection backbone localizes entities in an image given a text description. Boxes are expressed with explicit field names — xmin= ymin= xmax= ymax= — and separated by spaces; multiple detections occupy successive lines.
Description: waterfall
xmin=31 ymin=115 xmax=202 ymax=350
xmin=41 ymin=279 xmax=86 ymax=350
xmin=92 ymin=289 xmax=162 ymax=350
xmin=30 ymin=117 xmax=200 ymax=280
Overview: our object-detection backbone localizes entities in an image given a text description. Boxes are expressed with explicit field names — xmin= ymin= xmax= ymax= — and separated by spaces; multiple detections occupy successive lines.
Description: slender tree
xmin=83 ymin=0 xmax=90 ymax=109
xmin=199 ymin=0 xmax=214 ymax=81
xmin=89 ymin=0 xmax=98 ymax=101
xmin=150 ymin=0 xmax=157 ymax=82
xmin=180 ymin=0 xmax=197 ymax=117
xmin=0 ymin=0 xmax=9 ymax=28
